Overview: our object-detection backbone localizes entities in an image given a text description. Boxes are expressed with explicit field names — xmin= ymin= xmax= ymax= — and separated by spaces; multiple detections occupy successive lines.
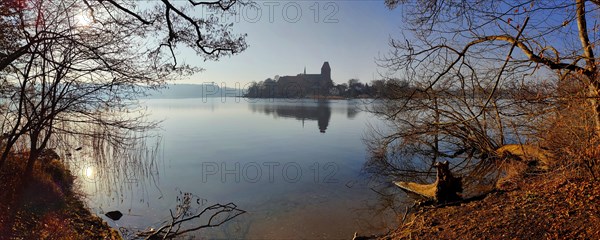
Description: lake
xmin=74 ymin=98 xmax=403 ymax=239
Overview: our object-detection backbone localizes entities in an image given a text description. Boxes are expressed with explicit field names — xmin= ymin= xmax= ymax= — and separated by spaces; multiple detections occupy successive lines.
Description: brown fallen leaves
xmin=383 ymin=169 xmax=600 ymax=239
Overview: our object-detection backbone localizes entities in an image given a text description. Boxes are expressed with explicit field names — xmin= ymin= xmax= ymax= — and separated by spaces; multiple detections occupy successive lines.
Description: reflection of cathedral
xmin=292 ymin=103 xmax=331 ymax=133
xmin=250 ymin=101 xmax=331 ymax=133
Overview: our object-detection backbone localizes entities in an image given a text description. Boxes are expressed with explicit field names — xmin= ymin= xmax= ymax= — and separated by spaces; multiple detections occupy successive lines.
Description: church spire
xmin=304 ymin=66 xmax=306 ymax=75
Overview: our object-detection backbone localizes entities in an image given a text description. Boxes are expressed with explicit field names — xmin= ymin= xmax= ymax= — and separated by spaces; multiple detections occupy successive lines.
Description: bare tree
xmin=0 ymin=0 xmax=247 ymax=175
xmin=381 ymin=0 xmax=600 ymax=132
xmin=0 ymin=0 xmax=248 ymax=71
xmin=366 ymin=1 xmax=593 ymax=195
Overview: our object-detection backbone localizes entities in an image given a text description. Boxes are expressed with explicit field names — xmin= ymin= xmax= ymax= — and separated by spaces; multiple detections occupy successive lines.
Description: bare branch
xmin=103 ymin=0 xmax=153 ymax=25
xmin=188 ymin=0 xmax=237 ymax=10
xmin=576 ymin=0 xmax=596 ymax=73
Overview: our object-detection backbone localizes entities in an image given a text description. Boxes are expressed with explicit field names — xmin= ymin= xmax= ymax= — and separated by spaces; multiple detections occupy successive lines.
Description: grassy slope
xmin=0 ymin=155 xmax=120 ymax=239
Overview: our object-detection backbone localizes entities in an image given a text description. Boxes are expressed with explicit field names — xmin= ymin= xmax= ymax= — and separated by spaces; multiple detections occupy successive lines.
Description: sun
xmin=85 ymin=166 xmax=95 ymax=179
xmin=76 ymin=12 xmax=92 ymax=27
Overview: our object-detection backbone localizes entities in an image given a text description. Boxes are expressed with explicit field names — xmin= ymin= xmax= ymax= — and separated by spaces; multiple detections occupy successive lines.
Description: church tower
xmin=321 ymin=62 xmax=331 ymax=81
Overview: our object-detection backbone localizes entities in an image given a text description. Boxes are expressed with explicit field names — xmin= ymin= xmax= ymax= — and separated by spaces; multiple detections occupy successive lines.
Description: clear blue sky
xmin=177 ymin=1 xmax=403 ymax=86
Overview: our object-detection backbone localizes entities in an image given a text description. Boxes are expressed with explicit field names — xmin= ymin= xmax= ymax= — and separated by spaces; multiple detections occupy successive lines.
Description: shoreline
xmin=0 ymin=154 xmax=121 ymax=239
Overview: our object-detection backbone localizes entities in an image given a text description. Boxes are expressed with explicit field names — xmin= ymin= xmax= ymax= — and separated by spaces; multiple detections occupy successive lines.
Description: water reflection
xmin=76 ymin=99 xmax=401 ymax=239
xmin=346 ymin=100 xmax=360 ymax=119
xmin=249 ymin=100 xmax=332 ymax=133
xmin=247 ymin=99 xmax=364 ymax=133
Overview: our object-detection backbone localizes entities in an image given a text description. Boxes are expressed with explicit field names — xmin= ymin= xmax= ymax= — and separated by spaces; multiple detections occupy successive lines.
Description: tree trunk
xmin=22 ymin=131 xmax=40 ymax=182
xmin=588 ymin=80 xmax=600 ymax=135
xmin=0 ymin=146 xmax=10 ymax=171
xmin=591 ymin=98 xmax=600 ymax=135
xmin=22 ymin=149 xmax=40 ymax=183
xmin=0 ymin=137 xmax=19 ymax=171
xmin=394 ymin=161 xmax=462 ymax=203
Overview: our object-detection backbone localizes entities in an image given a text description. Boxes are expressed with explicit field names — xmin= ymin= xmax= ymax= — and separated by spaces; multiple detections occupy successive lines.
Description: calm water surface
xmin=77 ymin=98 xmax=401 ymax=239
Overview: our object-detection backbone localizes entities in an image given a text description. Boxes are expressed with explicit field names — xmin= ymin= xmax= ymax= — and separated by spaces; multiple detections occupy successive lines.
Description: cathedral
xmin=275 ymin=62 xmax=334 ymax=98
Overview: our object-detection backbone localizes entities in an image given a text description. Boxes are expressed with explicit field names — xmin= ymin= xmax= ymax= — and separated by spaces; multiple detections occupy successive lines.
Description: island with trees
xmin=244 ymin=61 xmax=419 ymax=99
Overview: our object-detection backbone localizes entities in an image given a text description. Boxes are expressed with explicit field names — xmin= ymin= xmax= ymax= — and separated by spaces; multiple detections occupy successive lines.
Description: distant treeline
xmin=143 ymin=80 xmax=550 ymax=100
xmin=244 ymin=78 xmax=418 ymax=99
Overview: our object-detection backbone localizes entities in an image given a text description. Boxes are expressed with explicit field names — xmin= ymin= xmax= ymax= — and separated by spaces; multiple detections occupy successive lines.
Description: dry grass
xmin=540 ymin=96 xmax=600 ymax=179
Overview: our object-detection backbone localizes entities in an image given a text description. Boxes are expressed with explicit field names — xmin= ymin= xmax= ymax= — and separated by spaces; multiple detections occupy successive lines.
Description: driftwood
xmin=394 ymin=161 xmax=462 ymax=203
xmin=136 ymin=191 xmax=245 ymax=239
xmin=138 ymin=203 xmax=244 ymax=239
xmin=495 ymin=144 xmax=553 ymax=169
